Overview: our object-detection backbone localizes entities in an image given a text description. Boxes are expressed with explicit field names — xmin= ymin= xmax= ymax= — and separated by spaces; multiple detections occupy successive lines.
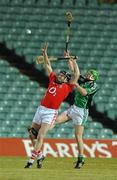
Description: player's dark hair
xmin=60 ymin=70 xmax=71 ymax=82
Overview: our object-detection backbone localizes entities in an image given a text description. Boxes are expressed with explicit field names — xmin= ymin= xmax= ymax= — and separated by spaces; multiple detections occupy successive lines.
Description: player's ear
xmin=64 ymin=77 xmax=68 ymax=83
xmin=90 ymin=75 xmax=95 ymax=81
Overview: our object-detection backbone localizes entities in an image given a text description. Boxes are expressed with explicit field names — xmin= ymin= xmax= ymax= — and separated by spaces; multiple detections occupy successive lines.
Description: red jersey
xmin=41 ymin=72 xmax=74 ymax=109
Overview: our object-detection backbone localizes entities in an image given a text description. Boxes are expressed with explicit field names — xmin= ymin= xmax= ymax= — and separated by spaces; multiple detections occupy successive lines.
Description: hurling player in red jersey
xmin=24 ymin=43 xmax=80 ymax=169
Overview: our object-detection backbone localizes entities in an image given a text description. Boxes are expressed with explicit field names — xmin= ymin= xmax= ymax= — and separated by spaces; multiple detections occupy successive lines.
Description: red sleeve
xmin=49 ymin=71 xmax=56 ymax=83
xmin=67 ymin=83 xmax=76 ymax=92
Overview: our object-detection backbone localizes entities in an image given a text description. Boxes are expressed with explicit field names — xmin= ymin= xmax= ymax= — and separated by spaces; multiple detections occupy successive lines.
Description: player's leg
xmin=56 ymin=112 xmax=70 ymax=124
xmin=27 ymin=106 xmax=42 ymax=147
xmin=35 ymin=107 xmax=58 ymax=168
xmin=49 ymin=111 xmax=71 ymax=130
xmin=69 ymin=105 xmax=88 ymax=169
xmin=25 ymin=106 xmax=43 ymax=168
xmin=28 ymin=122 xmax=41 ymax=147
xmin=74 ymin=125 xmax=85 ymax=169
xmin=35 ymin=123 xmax=50 ymax=151
xmin=25 ymin=106 xmax=58 ymax=169
xmin=25 ymin=123 xmax=50 ymax=169
xmin=28 ymin=122 xmax=45 ymax=166
xmin=35 ymin=123 xmax=50 ymax=168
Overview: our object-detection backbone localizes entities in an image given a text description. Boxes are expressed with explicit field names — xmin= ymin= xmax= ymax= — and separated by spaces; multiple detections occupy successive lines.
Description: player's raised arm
xmin=41 ymin=43 xmax=53 ymax=76
xmin=75 ymin=83 xmax=87 ymax=96
xmin=68 ymin=57 xmax=80 ymax=84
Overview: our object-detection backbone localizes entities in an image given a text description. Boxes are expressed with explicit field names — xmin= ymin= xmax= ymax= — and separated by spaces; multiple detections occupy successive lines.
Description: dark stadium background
xmin=0 ymin=0 xmax=117 ymax=155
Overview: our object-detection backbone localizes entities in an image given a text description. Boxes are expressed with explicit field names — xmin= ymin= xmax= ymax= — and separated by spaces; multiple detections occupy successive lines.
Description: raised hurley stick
xmin=65 ymin=11 xmax=73 ymax=52
xmin=34 ymin=12 xmax=75 ymax=64
xmin=35 ymin=55 xmax=78 ymax=64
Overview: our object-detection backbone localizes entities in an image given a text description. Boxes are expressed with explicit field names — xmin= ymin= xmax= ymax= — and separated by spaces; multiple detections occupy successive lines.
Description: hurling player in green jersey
xmin=56 ymin=69 xmax=99 ymax=169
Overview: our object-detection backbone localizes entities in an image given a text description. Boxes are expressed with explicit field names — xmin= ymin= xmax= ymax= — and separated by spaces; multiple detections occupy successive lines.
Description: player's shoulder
xmin=93 ymin=82 xmax=98 ymax=88
xmin=49 ymin=71 xmax=56 ymax=83
xmin=50 ymin=71 xmax=56 ymax=76
xmin=64 ymin=82 xmax=75 ymax=90
xmin=91 ymin=82 xmax=99 ymax=91
xmin=49 ymin=71 xmax=56 ymax=79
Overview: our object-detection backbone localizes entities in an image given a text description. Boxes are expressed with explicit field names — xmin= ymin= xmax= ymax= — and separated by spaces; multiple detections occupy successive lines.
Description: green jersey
xmin=74 ymin=81 xmax=99 ymax=109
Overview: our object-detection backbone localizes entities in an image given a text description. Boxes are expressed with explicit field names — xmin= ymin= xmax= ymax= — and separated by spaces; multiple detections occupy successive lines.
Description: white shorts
xmin=65 ymin=105 xmax=89 ymax=126
xmin=33 ymin=105 xmax=58 ymax=125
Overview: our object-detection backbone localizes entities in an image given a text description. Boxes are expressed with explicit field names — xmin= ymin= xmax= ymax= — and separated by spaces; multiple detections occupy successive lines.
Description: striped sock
xmin=37 ymin=151 xmax=43 ymax=160
xmin=29 ymin=150 xmax=39 ymax=163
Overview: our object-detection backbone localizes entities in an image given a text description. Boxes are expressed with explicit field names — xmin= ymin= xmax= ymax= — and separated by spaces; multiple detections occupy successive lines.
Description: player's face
xmin=85 ymin=72 xmax=94 ymax=81
xmin=57 ymin=73 xmax=67 ymax=83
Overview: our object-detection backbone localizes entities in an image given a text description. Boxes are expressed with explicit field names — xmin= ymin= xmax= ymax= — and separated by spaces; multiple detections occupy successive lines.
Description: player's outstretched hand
xmin=68 ymin=58 xmax=74 ymax=71
xmin=64 ymin=50 xmax=70 ymax=58
xmin=36 ymin=55 xmax=44 ymax=64
xmin=42 ymin=42 xmax=48 ymax=54
xmin=68 ymin=56 xmax=78 ymax=72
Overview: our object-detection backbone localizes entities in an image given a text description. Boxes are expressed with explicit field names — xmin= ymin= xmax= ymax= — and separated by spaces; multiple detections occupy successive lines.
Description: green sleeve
xmin=86 ymin=84 xmax=99 ymax=95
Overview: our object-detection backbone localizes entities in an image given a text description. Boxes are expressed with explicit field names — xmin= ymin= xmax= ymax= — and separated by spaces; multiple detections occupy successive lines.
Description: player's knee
xmin=29 ymin=133 xmax=34 ymax=140
xmin=27 ymin=127 xmax=38 ymax=139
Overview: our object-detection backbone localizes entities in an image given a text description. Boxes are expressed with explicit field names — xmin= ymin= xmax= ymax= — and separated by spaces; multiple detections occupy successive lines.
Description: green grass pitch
xmin=0 ymin=157 xmax=116 ymax=180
